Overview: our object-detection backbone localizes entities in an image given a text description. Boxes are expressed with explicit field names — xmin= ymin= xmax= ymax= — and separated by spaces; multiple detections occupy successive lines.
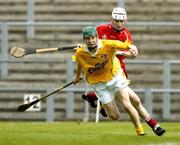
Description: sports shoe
xmin=100 ymin=107 xmax=107 ymax=117
xmin=136 ymin=125 xmax=146 ymax=136
xmin=138 ymin=133 xmax=147 ymax=136
xmin=153 ymin=124 xmax=166 ymax=136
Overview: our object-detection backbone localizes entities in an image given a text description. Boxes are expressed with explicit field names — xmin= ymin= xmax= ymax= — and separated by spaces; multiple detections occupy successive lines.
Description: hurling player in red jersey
xmin=97 ymin=10 xmax=135 ymax=78
xmin=82 ymin=7 xmax=166 ymax=136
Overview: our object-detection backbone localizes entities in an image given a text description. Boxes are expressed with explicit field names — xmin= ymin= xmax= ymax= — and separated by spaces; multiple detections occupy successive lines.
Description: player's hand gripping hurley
xmin=17 ymin=78 xmax=82 ymax=112
xmin=10 ymin=45 xmax=77 ymax=58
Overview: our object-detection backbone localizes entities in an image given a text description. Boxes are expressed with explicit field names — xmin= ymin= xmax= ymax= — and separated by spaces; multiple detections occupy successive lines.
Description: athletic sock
xmin=145 ymin=115 xmax=158 ymax=129
xmin=136 ymin=125 xmax=145 ymax=135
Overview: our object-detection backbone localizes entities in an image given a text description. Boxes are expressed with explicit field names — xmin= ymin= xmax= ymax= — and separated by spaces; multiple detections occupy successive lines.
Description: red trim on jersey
xmin=96 ymin=24 xmax=133 ymax=78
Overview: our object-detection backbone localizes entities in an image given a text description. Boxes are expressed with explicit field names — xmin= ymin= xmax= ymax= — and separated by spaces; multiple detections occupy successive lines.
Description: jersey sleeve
xmin=96 ymin=25 xmax=104 ymax=39
xmin=102 ymin=39 xmax=131 ymax=52
xmin=73 ymin=47 xmax=83 ymax=62
xmin=114 ymin=40 xmax=131 ymax=50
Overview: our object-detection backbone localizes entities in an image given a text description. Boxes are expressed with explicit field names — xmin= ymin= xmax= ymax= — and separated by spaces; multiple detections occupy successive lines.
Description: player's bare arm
xmin=73 ymin=63 xmax=83 ymax=85
xmin=116 ymin=45 xmax=138 ymax=59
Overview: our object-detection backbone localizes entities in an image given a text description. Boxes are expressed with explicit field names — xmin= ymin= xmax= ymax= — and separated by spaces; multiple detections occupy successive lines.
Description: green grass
xmin=0 ymin=121 xmax=179 ymax=145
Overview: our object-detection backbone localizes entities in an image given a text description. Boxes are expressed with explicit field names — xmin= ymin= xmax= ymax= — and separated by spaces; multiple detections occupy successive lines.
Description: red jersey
xmin=96 ymin=24 xmax=133 ymax=78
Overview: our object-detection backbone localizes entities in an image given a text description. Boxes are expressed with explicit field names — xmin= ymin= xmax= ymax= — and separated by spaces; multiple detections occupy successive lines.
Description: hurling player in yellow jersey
xmin=73 ymin=26 xmax=166 ymax=136
xmin=74 ymin=26 xmax=144 ymax=135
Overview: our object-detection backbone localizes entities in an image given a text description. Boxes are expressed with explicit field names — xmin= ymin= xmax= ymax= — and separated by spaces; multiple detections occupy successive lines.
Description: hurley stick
xmin=10 ymin=45 xmax=77 ymax=58
xmin=17 ymin=78 xmax=82 ymax=112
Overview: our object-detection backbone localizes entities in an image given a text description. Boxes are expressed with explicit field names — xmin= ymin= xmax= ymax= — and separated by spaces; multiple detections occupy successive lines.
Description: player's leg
xmin=116 ymin=87 xmax=145 ymax=135
xmin=127 ymin=87 xmax=149 ymax=119
xmin=81 ymin=92 xmax=107 ymax=117
xmin=91 ymin=81 xmax=121 ymax=120
xmin=82 ymin=92 xmax=98 ymax=108
xmin=102 ymin=100 xmax=120 ymax=120
xmin=127 ymin=87 xmax=166 ymax=136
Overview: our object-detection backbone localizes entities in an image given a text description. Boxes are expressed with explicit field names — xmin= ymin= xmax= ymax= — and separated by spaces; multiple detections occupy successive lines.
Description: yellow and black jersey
xmin=75 ymin=39 xmax=130 ymax=84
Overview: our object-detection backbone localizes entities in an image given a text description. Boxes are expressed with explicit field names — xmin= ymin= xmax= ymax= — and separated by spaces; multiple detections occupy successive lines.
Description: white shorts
xmin=91 ymin=70 xmax=130 ymax=104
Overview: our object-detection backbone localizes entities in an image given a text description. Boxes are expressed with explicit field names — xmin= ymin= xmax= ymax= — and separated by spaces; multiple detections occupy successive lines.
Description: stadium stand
xmin=126 ymin=0 xmax=180 ymax=21
xmin=0 ymin=0 xmax=180 ymax=121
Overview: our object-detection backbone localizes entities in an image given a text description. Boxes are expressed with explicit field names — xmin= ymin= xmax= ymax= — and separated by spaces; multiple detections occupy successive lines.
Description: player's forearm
xmin=75 ymin=63 xmax=82 ymax=80
xmin=116 ymin=51 xmax=137 ymax=59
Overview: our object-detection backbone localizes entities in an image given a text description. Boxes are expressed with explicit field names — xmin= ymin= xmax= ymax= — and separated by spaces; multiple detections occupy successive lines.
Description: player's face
xmin=84 ymin=35 xmax=98 ymax=48
xmin=111 ymin=19 xmax=126 ymax=31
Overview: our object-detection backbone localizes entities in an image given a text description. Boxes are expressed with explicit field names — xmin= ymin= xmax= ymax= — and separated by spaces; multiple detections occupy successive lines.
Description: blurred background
xmin=0 ymin=0 xmax=180 ymax=122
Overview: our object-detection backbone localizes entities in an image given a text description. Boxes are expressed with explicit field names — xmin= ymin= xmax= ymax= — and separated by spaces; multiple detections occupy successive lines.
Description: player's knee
xmin=131 ymin=93 xmax=143 ymax=107
xmin=132 ymin=98 xmax=141 ymax=108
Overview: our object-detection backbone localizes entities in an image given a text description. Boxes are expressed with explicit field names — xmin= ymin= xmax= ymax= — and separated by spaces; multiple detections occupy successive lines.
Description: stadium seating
xmin=0 ymin=0 xmax=180 ymax=121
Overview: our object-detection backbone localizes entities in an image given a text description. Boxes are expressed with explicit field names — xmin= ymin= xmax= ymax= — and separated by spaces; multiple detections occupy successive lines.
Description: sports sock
xmin=145 ymin=115 xmax=158 ymax=129
xmin=86 ymin=92 xmax=97 ymax=100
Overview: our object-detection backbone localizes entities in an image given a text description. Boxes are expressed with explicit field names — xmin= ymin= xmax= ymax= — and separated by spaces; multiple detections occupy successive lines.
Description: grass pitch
xmin=0 ymin=121 xmax=179 ymax=145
